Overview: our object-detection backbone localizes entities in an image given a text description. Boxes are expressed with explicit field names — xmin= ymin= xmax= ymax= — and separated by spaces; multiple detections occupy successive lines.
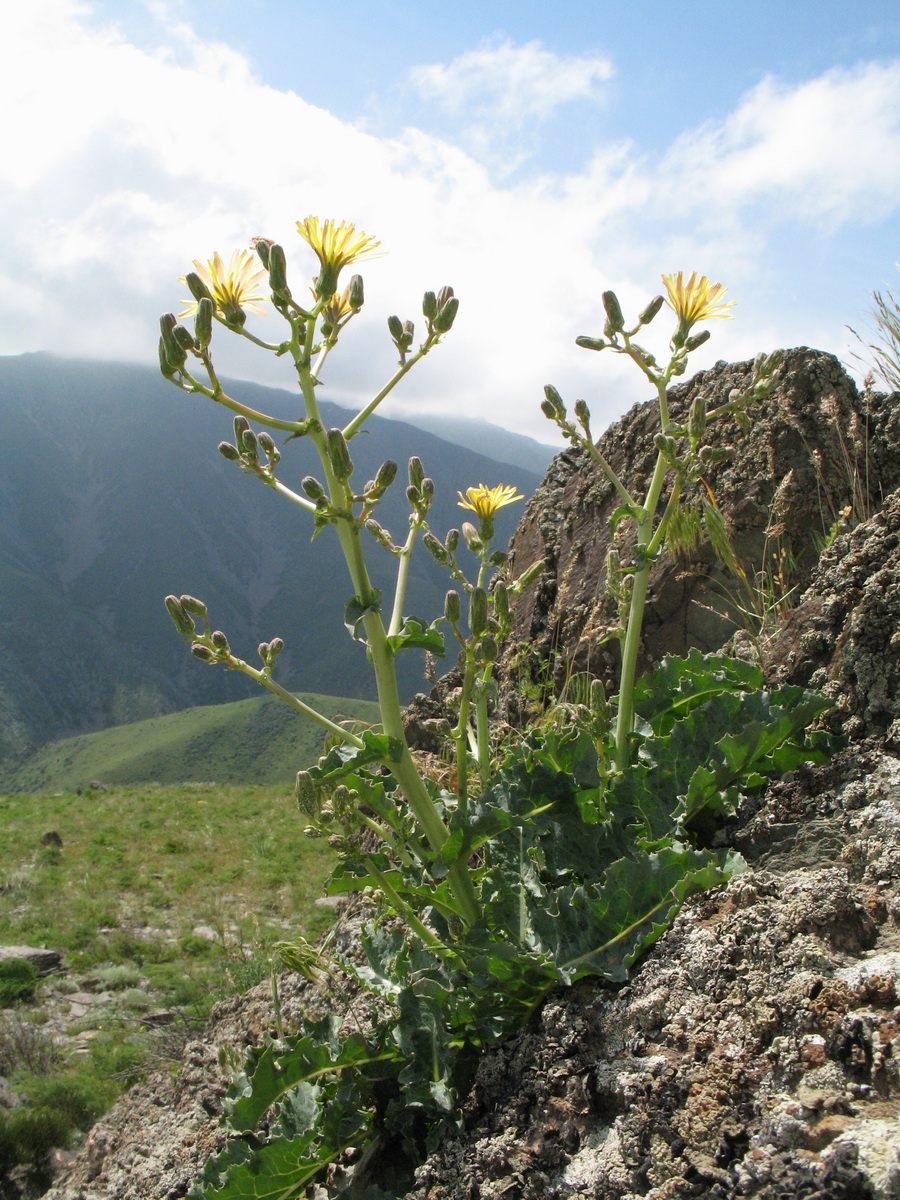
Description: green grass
xmin=0 ymin=781 xmax=339 ymax=1191
xmin=0 ymin=782 xmax=337 ymax=953
xmin=0 ymin=691 xmax=380 ymax=792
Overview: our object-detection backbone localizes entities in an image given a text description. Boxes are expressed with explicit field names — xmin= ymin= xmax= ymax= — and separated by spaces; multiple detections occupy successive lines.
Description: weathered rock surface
xmin=42 ymin=350 xmax=900 ymax=1200
xmin=500 ymin=347 xmax=899 ymax=717
xmin=0 ymin=946 xmax=62 ymax=975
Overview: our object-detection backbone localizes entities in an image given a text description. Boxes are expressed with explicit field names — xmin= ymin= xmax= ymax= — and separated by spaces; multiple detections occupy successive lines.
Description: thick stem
xmin=613 ymin=381 xmax=673 ymax=772
xmin=388 ymin=523 xmax=420 ymax=637
xmin=295 ymin=341 xmax=480 ymax=929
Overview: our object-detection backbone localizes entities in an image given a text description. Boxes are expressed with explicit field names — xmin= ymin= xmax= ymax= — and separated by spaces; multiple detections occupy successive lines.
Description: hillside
xmin=0 ymin=691 xmax=380 ymax=792
xmin=0 ymin=354 xmax=543 ymax=756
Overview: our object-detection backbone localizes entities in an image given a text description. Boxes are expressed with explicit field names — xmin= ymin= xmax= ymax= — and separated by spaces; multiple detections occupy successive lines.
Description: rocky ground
xmin=38 ymin=350 xmax=900 ymax=1199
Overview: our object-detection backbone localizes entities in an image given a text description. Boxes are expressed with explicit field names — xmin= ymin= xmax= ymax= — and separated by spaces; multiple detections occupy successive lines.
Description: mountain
xmin=0 ymin=354 xmax=543 ymax=755
xmin=0 ymin=692 xmax=380 ymax=792
xmin=393 ymin=413 xmax=557 ymax=475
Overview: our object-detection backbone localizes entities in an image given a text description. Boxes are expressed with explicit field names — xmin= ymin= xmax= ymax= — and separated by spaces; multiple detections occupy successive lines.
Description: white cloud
xmin=657 ymin=62 xmax=900 ymax=228
xmin=406 ymin=37 xmax=614 ymax=174
xmin=1 ymin=6 xmax=899 ymax=444
xmin=409 ymin=37 xmax=614 ymax=123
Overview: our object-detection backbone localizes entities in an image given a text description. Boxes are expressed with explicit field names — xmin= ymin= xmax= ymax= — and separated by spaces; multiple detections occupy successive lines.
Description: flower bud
xmin=513 ymin=559 xmax=544 ymax=591
xmin=294 ymin=771 xmax=321 ymax=818
xmin=698 ymin=445 xmax=734 ymax=462
xmin=408 ymin=457 xmax=425 ymax=489
xmin=387 ymin=315 xmax=404 ymax=342
xmin=347 ymin=274 xmax=364 ymax=310
xmin=257 ymin=432 xmax=279 ymax=465
xmin=406 ymin=484 xmax=420 ymax=507
xmin=326 ymin=428 xmax=353 ymax=480
xmin=210 ymin=630 xmax=230 ymax=655
xmin=191 ymin=643 xmax=217 ymax=662
xmin=574 ymin=399 xmax=591 ymax=429
xmin=422 ymin=290 xmax=437 ymax=320
xmin=158 ymin=338 xmax=175 ymax=379
xmin=269 ymin=637 xmax=284 ymax=657
xmin=402 ymin=319 xmax=415 ymax=344
xmin=258 ymin=641 xmax=271 ymax=662
xmin=684 ymin=329 xmax=711 ymax=352
xmin=543 ymin=385 xmax=565 ymax=417
xmin=172 ymin=323 xmax=196 ymax=352
xmin=240 ymin=428 xmax=259 ymax=455
xmin=301 ymin=475 xmax=326 ymax=501
xmin=233 ymin=415 xmax=250 ymax=439
xmin=421 ymin=477 xmax=434 ymax=501
xmin=180 ymin=595 xmax=208 ymax=617
xmin=165 ymin=595 xmax=196 ymax=638
xmin=159 ymin=313 xmax=186 ymax=371
xmin=602 ymin=290 xmax=625 ymax=333
xmin=575 ymin=335 xmax=606 ymax=351
xmin=444 ymin=590 xmax=461 ymax=624
xmin=445 ymin=528 xmax=459 ymax=553
xmin=184 ymin=272 xmax=213 ymax=303
xmin=492 ymin=581 xmax=510 ymax=623
xmin=477 ymin=635 xmax=498 ymax=662
xmin=469 ymin=587 xmax=488 ymax=637
xmin=373 ymin=460 xmax=397 ymax=493
xmin=268 ymin=244 xmax=290 ymax=298
xmin=639 ymin=295 xmax=664 ymax=325
xmin=423 ymin=532 xmax=448 ymax=564
xmin=688 ymin=396 xmax=707 ymax=441
xmin=654 ymin=433 xmax=679 ymax=464
xmin=365 ymin=519 xmax=396 ymax=550
xmin=462 ymin=522 xmax=482 ymax=552
xmin=433 ymin=295 xmax=459 ymax=333
xmin=437 ymin=285 xmax=455 ymax=310
xmin=252 ymin=238 xmax=272 ymax=268
xmin=194 ymin=297 xmax=214 ymax=350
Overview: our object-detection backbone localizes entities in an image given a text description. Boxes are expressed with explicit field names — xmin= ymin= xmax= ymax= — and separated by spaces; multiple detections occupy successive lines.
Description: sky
xmin=3 ymin=0 xmax=900 ymax=443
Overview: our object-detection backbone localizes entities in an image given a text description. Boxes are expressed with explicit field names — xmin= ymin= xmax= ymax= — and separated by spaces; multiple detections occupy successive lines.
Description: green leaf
xmin=344 ymin=590 xmax=382 ymax=641
xmin=386 ymin=615 xmax=445 ymax=656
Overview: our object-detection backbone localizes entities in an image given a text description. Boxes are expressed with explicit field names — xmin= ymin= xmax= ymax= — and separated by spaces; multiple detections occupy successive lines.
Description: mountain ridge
xmin=0 ymin=353 xmax=544 ymax=755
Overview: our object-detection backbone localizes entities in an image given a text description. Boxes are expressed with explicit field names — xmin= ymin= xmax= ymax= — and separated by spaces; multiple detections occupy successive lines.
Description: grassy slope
xmin=0 ymin=692 xmax=381 ymax=793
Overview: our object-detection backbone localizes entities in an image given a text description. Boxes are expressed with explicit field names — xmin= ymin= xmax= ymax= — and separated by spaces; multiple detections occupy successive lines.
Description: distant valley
xmin=0 ymin=354 xmax=548 ymax=763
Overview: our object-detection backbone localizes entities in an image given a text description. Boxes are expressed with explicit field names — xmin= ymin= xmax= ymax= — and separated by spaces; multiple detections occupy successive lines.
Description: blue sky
xmin=3 ymin=1 xmax=900 ymax=441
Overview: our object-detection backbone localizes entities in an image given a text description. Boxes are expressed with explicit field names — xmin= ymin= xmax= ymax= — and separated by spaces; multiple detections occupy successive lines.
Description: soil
xmin=40 ymin=350 xmax=900 ymax=1200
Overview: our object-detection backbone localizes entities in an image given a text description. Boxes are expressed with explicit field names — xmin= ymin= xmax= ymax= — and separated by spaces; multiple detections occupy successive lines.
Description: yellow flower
xmin=662 ymin=271 xmax=735 ymax=334
xmin=180 ymin=250 xmax=268 ymax=321
xmin=296 ymin=216 xmax=384 ymax=299
xmin=321 ymin=282 xmax=359 ymax=332
xmin=457 ymin=483 xmax=524 ymax=520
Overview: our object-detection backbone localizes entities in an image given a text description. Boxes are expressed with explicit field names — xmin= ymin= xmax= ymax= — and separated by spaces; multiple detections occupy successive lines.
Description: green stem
xmin=388 ymin=523 xmax=420 ymax=638
xmin=293 ymin=337 xmax=481 ymax=929
xmin=613 ymin=380 xmax=673 ymax=772
xmin=185 ymin=372 xmax=308 ymax=433
xmin=342 ymin=337 xmax=438 ymax=439
xmin=226 ymin=658 xmax=367 ymax=749
xmin=474 ymin=667 xmax=492 ymax=786
xmin=266 ymin=476 xmax=317 ymax=513
xmin=453 ymin=657 xmax=477 ymax=810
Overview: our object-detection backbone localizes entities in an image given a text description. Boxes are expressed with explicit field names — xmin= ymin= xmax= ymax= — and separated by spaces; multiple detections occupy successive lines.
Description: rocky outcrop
xmin=500 ymin=348 xmax=899 ymax=718
xmin=42 ymin=351 xmax=900 ymax=1200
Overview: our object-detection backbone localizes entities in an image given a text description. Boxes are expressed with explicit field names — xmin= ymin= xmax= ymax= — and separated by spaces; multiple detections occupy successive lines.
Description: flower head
xmin=296 ymin=217 xmax=384 ymax=299
xmin=457 ymin=483 xmax=524 ymax=521
xmin=662 ymin=271 xmax=735 ymax=337
xmin=180 ymin=250 xmax=268 ymax=322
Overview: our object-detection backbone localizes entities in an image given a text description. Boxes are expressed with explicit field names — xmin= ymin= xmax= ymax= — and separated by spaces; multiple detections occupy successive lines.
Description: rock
xmin=39 ymin=350 xmax=900 ymax=1200
xmin=500 ymin=348 xmax=900 ymax=716
xmin=0 ymin=946 xmax=62 ymax=975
